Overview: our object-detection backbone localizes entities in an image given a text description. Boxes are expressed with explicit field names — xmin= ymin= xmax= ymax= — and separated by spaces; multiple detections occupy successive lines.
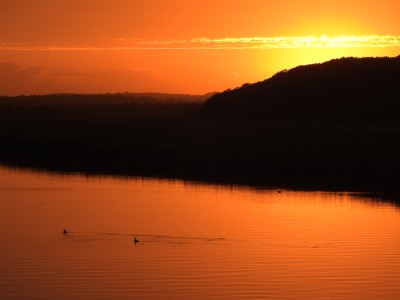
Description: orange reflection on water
xmin=0 ymin=166 xmax=399 ymax=299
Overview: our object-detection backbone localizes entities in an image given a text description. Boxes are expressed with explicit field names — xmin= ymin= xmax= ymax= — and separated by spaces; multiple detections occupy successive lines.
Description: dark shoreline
xmin=2 ymin=160 xmax=400 ymax=208
xmin=1 ymin=100 xmax=400 ymax=195
xmin=2 ymin=56 xmax=400 ymax=197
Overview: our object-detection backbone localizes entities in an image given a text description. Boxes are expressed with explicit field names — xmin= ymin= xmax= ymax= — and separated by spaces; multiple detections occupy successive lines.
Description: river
xmin=0 ymin=166 xmax=399 ymax=299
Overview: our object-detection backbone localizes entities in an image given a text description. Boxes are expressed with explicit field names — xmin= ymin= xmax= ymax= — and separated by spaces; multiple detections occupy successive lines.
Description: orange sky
xmin=1 ymin=0 xmax=399 ymax=96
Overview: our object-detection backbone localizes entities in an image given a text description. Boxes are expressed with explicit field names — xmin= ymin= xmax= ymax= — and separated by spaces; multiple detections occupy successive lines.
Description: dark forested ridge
xmin=0 ymin=92 xmax=213 ymax=107
xmin=0 ymin=93 xmax=209 ymax=120
xmin=203 ymin=56 xmax=400 ymax=121
xmin=1 ymin=57 xmax=400 ymax=195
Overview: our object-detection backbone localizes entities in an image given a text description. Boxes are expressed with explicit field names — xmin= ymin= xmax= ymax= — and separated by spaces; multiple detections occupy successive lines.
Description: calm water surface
xmin=0 ymin=166 xmax=399 ymax=299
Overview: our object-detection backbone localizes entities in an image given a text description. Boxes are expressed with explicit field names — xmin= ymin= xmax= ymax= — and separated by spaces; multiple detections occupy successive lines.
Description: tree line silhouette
xmin=202 ymin=56 xmax=400 ymax=122
xmin=1 ymin=56 xmax=400 ymax=194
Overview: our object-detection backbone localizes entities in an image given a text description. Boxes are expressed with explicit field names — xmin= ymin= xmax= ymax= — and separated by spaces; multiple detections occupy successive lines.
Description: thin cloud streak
xmin=1 ymin=35 xmax=400 ymax=51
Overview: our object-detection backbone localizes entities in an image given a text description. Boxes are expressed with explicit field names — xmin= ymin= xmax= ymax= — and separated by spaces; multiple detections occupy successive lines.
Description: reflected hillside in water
xmin=2 ymin=163 xmax=400 ymax=208
xmin=1 ymin=57 xmax=400 ymax=194
xmin=351 ymin=192 xmax=400 ymax=208
xmin=1 ymin=164 xmax=400 ymax=299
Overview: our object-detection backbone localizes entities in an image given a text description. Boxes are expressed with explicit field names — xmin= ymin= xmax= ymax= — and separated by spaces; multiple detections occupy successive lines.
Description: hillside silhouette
xmin=1 ymin=56 xmax=400 ymax=193
xmin=203 ymin=56 xmax=400 ymax=121
xmin=0 ymin=92 xmax=212 ymax=107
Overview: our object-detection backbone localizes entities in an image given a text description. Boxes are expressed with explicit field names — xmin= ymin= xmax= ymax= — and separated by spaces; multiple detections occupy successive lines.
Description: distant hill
xmin=2 ymin=57 xmax=400 ymax=192
xmin=202 ymin=56 xmax=400 ymax=122
xmin=0 ymin=92 xmax=215 ymax=107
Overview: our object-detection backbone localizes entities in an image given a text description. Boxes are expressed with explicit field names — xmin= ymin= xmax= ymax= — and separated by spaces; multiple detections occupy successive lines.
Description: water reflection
xmin=0 ymin=165 xmax=399 ymax=299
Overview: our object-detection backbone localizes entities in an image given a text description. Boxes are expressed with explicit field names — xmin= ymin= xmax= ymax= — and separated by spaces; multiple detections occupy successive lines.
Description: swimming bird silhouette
xmin=134 ymin=237 xmax=139 ymax=244
xmin=63 ymin=229 xmax=68 ymax=234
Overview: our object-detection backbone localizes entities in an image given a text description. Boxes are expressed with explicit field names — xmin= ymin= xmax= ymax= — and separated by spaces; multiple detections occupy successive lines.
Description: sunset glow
xmin=2 ymin=2 xmax=400 ymax=299
xmin=2 ymin=35 xmax=400 ymax=51
xmin=1 ymin=0 xmax=400 ymax=95
xmin=133 ymin=35 xmax=400 ymax=49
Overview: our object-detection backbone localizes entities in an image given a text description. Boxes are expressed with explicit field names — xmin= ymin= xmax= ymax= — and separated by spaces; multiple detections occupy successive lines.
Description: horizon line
xmin=1 ymin=35 xmax=400 ymax=51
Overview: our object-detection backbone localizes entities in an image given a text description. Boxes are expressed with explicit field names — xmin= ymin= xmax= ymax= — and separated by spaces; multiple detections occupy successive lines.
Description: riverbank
xmin=1 ymin=100 xmax=400 ymax=193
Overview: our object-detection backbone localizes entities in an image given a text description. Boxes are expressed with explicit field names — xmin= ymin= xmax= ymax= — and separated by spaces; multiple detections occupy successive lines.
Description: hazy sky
xmin=1 ymin=0 xmax=399 ymax=95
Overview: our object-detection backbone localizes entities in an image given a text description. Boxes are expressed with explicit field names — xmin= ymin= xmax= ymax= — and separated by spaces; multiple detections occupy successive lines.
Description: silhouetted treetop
xmin=0 ymin=92 xmax=214 ymax=107
xmin=202 ymin=56 xmax=400 ymax=122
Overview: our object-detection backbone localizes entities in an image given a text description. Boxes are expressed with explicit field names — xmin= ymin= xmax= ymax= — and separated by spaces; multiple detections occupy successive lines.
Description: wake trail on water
xmin=63 ymin=231 xmax=227 ymax=244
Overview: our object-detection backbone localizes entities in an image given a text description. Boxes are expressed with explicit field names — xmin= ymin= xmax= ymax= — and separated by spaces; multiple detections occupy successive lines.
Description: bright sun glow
xmin=1 ymin=35 xmax=400 ymax=51
xmin=1 ymin=0 xmax=400 ymax=95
